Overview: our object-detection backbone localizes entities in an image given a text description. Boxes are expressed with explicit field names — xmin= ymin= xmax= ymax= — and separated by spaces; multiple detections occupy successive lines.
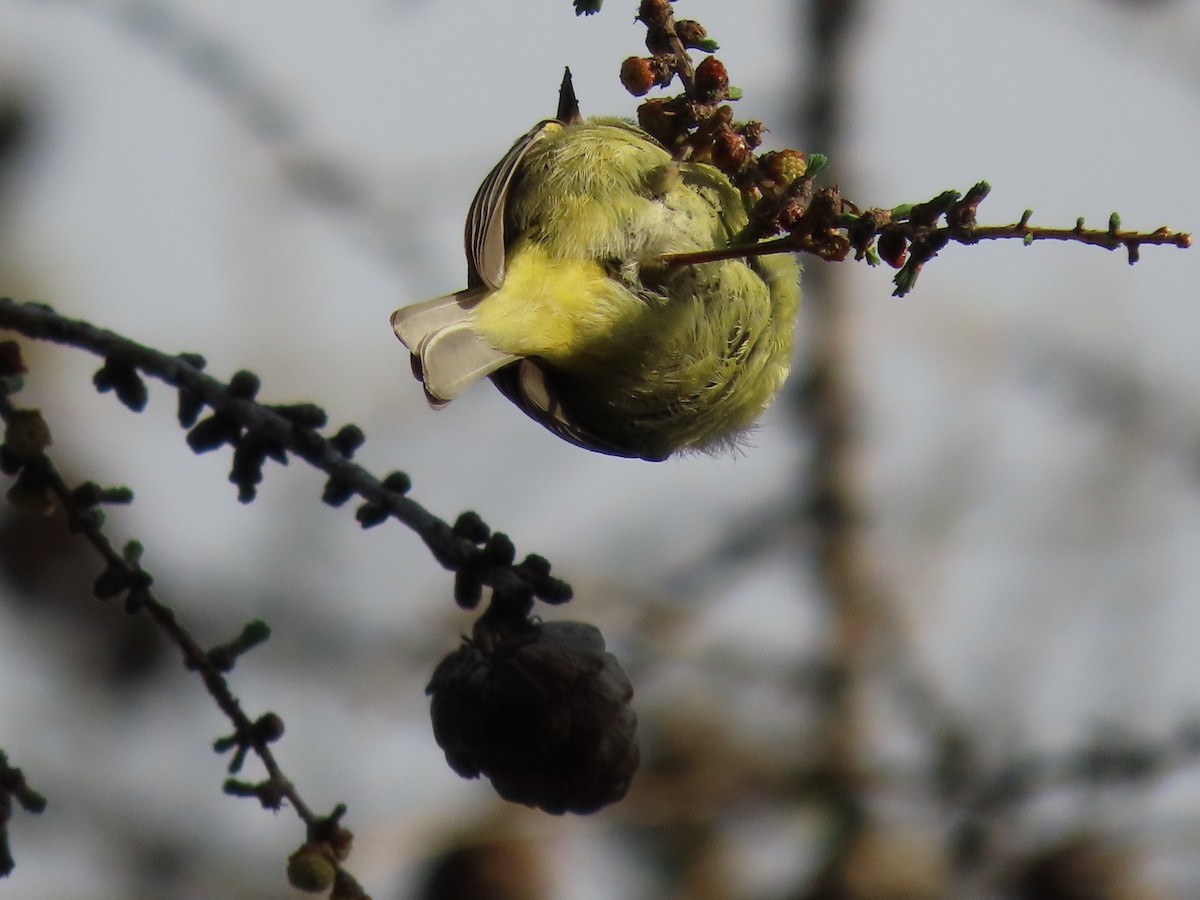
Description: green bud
xmin=4 ymin=409 xmax=51 ymax=461
xmin=287 ymin=845 xmax=337 ymax=893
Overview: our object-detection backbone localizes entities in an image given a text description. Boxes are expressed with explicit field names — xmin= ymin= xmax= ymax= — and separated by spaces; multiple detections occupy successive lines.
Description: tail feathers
xmin=391 ymin=289 xmax=483 ymax=354
xmin=419 ymin=322 xmax=519 ymax=402
xmin=391 ymin=289 xmax=518 ymax=405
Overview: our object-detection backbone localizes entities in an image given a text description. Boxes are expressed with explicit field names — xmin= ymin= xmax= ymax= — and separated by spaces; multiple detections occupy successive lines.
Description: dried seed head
xmin=779 ymin=197 xmax=807 ymax=231
xmin=427 ymin=619 xmax=639 ymax=814
xmin=739 ymin=120 xmax=763 ymax=150
xmin=644 ymin=27 xmax=675 ymax=57
xmin=637 ymin=0 xmax=672 ymax=25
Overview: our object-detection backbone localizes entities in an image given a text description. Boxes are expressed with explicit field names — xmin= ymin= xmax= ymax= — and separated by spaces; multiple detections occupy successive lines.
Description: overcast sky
xmin=2 ymin=1 xmax=1199 ymax=896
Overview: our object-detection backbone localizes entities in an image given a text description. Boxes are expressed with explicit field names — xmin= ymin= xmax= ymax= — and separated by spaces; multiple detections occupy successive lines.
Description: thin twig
xmin=0 ymin=750 xmax=47 ymax=879
xmin=0 ymin=298 xmax=567 ymax=604
xmin=0 ymin=389 xmax=370 ymax=895
xmin=658 ymin=198 xmax=1192 ymax=295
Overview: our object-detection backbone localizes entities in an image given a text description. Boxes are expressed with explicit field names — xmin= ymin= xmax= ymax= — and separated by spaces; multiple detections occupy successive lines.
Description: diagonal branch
xmin=0 ymin=298 xmax=571 ymax=608
xmin=0 ymin=750 xmax=47 ymax=879
xmin=0 ymin=389 xmax=370 ymax=896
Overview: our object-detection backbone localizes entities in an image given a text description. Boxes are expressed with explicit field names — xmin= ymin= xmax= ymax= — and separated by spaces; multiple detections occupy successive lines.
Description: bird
xmin=391 ymin=115 xmax=800 ymax=462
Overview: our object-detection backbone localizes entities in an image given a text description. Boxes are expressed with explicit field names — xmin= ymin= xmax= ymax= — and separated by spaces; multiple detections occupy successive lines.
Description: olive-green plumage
xmin=392 ymin=118 xmax=800 ymax=461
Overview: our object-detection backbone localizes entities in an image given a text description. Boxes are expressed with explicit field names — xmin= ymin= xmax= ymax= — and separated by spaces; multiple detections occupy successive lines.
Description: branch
xmin=607 ymin=6 xmax=1191 ymax=297
xmin=0 ymin=751 xmax=47 ymax=878
xmin=0 ymin=392 xmax=371 ymax=897
xmin=0 ymin=299 xmax=576 ymax=891
xmin=937 ymin=720 xmax=1200 ymax=877
xmin=0 ymin=298 xmax=571 ymax=611
xmin=658 ymin=185 xmax=1192 ymax=296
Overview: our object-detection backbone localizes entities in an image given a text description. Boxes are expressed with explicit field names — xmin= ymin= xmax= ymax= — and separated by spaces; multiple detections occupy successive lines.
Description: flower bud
xmin=712 ymin=129 xmax=750 ymax=174
xmin=3 ymin=408 xmax=51 ymax=462
xmin=694 ymin=56 xmax=729 ymax=102
xmin=0 ymin=341 xmax=25 ymax=378
xmin=287 ymin=844 xmax=337 ymax=893
xmin=6 ymin=469 xmax=54 ymax=516
xmin=762 ymin=150 xmax=808 ymax=188
xmin=877 ymin=226 xmax=909 ymax=269
xmin=675 ymin=20 xmax=717 ymax=52
xmin=637 ymin=98 xmax=684 ymax=148
xmin=621 ymin=57 xmax=672 ymax=97
xmin=621 ymin=57 xmax=656 ymax=97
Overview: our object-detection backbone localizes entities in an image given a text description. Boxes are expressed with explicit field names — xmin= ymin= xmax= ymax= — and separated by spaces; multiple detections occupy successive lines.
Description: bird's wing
xmin=464 ymin=119 xmax=562 ymax=290
xmin=490 ymin=361 xmax=669 ymax=461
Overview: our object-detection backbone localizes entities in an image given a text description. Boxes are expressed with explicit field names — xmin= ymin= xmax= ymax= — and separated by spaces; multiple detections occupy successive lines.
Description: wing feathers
xmin=490 ymin=361 xmax=667 ymax=461
xmin=465 ymin=119 xmax=561 ymax=290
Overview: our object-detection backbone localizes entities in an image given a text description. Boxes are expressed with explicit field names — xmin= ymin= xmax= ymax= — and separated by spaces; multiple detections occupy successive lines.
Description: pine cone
xmin=427 ymin=619 xmax=639 ymax=814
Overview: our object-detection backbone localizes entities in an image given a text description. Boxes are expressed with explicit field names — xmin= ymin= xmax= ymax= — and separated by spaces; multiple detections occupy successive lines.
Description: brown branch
xmin=0 ymin=389 xmax=371 ymax=897
xmin=634 ymin=0 xmax=697 ymax=96
xmin=0 ymin=298 xmax=574 ymax=890
xmin=0 ymin=750 xmax=47 ymax=878
xmin=0 ymin=298 xmax=571 ymax=609
xmin=656 ymin=184 xmax=1191 ymax=296
xmin=659 ymin=220 xmax=1193 ymax=266
xmin=614 ymin=5 xmax=1190 ymax=298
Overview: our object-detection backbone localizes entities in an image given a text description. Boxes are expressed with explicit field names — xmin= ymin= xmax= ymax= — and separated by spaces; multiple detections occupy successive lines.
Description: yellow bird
xmin=391 ymin=117 xmax=800 ymax=462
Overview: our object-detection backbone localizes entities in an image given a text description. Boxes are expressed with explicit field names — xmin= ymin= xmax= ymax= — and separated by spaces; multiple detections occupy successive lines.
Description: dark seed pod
xmin=427 ymin=619 xmax=639 ymax=814
xmin=877 ymin=225 xmax=909 ymax=269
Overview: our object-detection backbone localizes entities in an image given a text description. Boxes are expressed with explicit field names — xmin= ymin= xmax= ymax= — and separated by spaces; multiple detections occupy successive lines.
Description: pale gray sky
xmin=1 ymin=1 xmax=1199 ymax=896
